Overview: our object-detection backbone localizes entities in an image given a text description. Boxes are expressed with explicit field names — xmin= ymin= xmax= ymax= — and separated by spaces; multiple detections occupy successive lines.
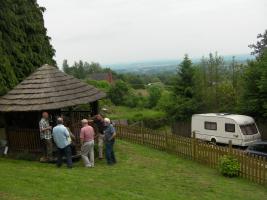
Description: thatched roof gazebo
xmin=0 ymin=64 xmax=106 ymax=154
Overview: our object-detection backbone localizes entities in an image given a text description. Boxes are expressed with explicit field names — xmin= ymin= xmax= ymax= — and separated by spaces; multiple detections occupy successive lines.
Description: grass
xmin=106 ymin=106 xmax=165 ymax=121
xmin=0 ymin=140 xmax=267 ymax=200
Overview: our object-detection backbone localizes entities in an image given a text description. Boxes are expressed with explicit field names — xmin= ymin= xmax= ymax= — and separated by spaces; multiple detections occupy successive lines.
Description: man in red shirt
xmin=80 ymin=119 xmax=95 ymax=167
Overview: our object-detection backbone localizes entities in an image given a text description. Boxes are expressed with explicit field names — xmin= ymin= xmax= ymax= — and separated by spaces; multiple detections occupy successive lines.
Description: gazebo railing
xmin=7 ymin=128 xmax=42 ymax=153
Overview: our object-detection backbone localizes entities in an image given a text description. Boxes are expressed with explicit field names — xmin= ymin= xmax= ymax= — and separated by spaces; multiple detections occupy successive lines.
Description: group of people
xmin=39 ymin=112 xmax=116 ymax=168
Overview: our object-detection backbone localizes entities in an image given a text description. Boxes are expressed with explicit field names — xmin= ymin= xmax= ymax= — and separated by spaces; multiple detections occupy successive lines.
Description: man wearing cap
xmin=52 ymin=117 xmax=73 ymax=168
xmin=80 ymin=119 xmax=95 ymax=168
xmin=39 ymin=112 xmax=53 ymax=161
xmin=103 ymin=118 xmax=117 ymax=165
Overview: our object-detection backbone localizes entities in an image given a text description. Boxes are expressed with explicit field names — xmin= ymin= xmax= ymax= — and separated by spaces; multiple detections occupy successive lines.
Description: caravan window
xmin=204 ymin=122 xmax=217 ymax=130
xmin=225 ymin=123 xmax=235 ymax=132
xmin=240 ymin=123 xmax=258 ymax=135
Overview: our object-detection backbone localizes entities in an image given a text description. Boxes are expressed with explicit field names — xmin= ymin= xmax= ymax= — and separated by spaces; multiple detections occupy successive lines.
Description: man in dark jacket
xmin=103 ymin=118 xmax=116 ymax=165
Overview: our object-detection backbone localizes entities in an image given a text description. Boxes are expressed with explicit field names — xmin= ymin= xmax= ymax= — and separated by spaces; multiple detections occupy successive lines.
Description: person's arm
xmin=70 ymin=132 xmax=76 ymax=141
xmin=80 ymin=128 xmax=84 ymax=144
xmin=39 ymin=121 xmax=51 ymax=132
xmin=109 ymin=126 xmax=116 ymax=140
xmin=66 ymin=127 xmax=75 ymax=141
xmin=110 ymin=132 xmax=116 ymax=140
xmin=41 ymin=127 xmax=52 ymax=131
xmin=92 ymin=128 xmax=96 ymax=139
xmin=52 ymin=129 xmax=57 ymax=144
xmin=65 ymin=128 xmax=70 ymax=137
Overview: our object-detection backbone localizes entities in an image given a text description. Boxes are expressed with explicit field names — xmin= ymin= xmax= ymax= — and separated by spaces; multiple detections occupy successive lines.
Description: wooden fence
xmin=7 ymin=128 xmax=42 ymax=153
xmin=116 ymin=125 xmax=267 ymax=185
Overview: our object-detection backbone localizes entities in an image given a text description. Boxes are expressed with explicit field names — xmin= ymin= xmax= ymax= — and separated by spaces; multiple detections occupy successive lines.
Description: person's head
xmin=88 ymin=119 xmax=94 ymax=126
xmin=64 ymin=119 xmax=71 ymax=128
xmin=104 ymin=118 xmax=111 ymax=126
xmin=81 ymin=119 xmax=88 ymax=127
xmin=57 ymin=117 xmax=64 ymax=125
xmin=42 ymin=112 xmax=49 ymax=119
xmin=95 ymin=114 xmax=103 ymax=121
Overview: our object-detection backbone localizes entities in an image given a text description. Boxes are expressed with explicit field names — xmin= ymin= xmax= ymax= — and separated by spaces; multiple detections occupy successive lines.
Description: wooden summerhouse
xmin=0 ymin=64 xmax=106 ymax=153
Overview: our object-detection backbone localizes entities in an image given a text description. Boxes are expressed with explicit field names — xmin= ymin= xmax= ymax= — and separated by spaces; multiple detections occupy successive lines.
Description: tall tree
xmin=174 ymin=54 xmax=194 ymax=98
xmin=168 ymin=55 xmax=200 ymax=121
xmin=240 ymin=49 xmax=267 ymax=118
xmin=0 ymin=0 xmax=55 ymax=95
xmin=248 ymin=29 xmax=267 ymax=59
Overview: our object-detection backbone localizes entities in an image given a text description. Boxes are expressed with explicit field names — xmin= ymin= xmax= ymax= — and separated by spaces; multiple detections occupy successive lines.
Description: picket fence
xmin=115 ymin=125 xmax=267 ymax=185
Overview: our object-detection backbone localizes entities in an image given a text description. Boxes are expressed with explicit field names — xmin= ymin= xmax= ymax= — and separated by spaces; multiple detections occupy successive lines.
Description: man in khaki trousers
xmin=80 ymin=119 xmax=95 ymax=168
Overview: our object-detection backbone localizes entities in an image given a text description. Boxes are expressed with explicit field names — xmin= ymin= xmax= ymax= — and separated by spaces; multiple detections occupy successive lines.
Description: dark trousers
xmin=56 ymin=145 xmax=73 ymax=168
xmin=105 ymin=140 xmax=116 ymax=164
xmin=41 ymin=139 xmax=53 ymax=159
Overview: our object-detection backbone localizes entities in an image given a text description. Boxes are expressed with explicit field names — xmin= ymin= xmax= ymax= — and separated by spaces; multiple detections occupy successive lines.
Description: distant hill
xmin=107 ymin=54 xmax=254 ymax=74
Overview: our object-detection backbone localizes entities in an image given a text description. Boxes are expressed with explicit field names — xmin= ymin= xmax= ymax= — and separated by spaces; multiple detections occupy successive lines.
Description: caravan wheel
xmin=210 ymin=138 xmax=217 ymax=145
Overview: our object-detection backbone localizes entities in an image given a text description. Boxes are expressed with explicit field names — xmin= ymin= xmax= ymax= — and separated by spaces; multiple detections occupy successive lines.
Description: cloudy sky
xmin=38 ymin=0 xmax=267 ymax=65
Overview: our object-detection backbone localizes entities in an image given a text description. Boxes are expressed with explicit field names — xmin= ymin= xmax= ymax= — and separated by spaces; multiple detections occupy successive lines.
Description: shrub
xmin=219 ymin=155 xmax=240 ymax=177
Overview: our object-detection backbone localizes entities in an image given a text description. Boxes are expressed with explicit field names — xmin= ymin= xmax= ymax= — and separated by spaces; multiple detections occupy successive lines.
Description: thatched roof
xmin=0 ymin=64 xmax=106 ymax=112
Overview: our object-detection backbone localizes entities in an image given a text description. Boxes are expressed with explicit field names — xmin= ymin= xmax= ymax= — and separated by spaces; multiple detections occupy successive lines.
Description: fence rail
xmin=7 ymin=128 xmax=41 ymax=153
xmin=116 ymin=125 xmax=267 ymax=185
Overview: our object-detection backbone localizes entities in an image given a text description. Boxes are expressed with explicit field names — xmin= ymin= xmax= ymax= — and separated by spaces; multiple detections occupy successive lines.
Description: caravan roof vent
xmin=216 ymin=113 xmax=231 ymax=116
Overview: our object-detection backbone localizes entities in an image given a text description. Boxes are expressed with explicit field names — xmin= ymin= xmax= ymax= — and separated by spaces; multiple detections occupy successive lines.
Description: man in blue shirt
xmin=52 ymin=117 xmax=72 ymax=168
xmin=103 ymin=118 xmax=117 ymax=165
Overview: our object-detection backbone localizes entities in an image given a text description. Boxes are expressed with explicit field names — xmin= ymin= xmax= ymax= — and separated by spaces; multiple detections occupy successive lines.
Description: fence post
xmin=228 ymin=140 xmax=233 ymax=156
xmin=141 ymin=121 xmax=145 ymax=145
xmin=192 ymin=131 xmax=196 ymax=160
xmin=165 ymin=128 xmax=168 ymax=152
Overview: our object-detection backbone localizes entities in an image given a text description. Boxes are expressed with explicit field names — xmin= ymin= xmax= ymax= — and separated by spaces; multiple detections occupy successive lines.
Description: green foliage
xmin=248 ymin=29 xmax=267 ymax=59
xmin=239 ymin=50 xmax=267 ymax=118
xmin=0 ymin=56 xmax=17 ymax=95
xmin=0 ymin=0 xmax=55 ymax=94
xmin=217 ymin=81 xmax=236 ymax=112
xmin=63 ymin=59 xmax=113 ymax=79
xmin=86 ymin=79 xmax=111 ymax=92
xmin=170 ymin=95 xmax=200 ymax=121
xmin=108 ymin=80 xmax=131 ymax=105
xmin=147 ymin=86 xmax=162 ymax=108
xmin=106 ymin=106 xmax=165 ymax=123
xmin=174 ymin=54 xmax=194 ymax=98
xmin=122 ymin=74 xmax=146 ymax=89
xmin=166 ymin=55 xmax=200 ymax=120
xmin=219 ymin=155 xmax=240 ymax=177
xmin=156 ymin=90 xmax=173 ymax=111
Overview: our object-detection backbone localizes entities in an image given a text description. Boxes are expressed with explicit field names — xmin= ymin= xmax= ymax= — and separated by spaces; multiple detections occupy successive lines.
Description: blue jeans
xmin=57 ymin=145 xmax=73 ymax=168
xmin=105 ymin=140 xmax=116 ymax=164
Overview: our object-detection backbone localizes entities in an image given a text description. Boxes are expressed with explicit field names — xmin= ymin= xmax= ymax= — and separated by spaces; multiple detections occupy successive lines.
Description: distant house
xmin=89 ymin=72 xmax=113 ymax=84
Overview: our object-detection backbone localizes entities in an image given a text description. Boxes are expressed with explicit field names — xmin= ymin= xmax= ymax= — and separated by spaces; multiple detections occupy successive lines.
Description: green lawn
xmin=0 ymin=140 xmax=267 ymax=200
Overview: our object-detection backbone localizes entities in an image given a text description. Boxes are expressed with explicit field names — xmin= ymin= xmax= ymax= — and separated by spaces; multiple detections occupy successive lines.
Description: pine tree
xmin=169 ymin=55 xmax=200 ymax=121
xmin=0 ymin=0 xmax=55 ymax=95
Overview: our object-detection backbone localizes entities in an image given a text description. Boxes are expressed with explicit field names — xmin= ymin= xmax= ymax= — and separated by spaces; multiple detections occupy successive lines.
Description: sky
xmin=38 ymin=0 xmax=267 ymax=66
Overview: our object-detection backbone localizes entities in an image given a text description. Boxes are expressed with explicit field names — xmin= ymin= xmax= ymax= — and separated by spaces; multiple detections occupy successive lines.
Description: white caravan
xmin=191 ymin=113 xmax=261 ymax=146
